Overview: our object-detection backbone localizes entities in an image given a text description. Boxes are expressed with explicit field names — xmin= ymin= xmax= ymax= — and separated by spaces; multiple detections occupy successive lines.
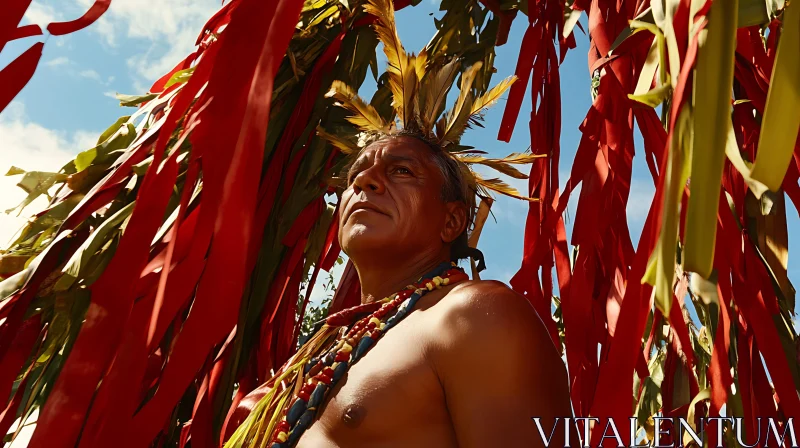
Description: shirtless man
xmin=230 ymin=135 xmax=574 ymax=447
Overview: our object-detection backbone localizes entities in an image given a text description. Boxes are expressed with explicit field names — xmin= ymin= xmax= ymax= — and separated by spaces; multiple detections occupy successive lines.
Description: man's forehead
xmin=358 ymin=136 xmax=433 ymax=163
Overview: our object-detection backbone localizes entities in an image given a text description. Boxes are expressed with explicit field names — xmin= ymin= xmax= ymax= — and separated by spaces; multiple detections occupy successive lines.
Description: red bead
xmin=301 ymin=383 xmax=315 ymax=394
xmin=318 ymin=374 xmax=332 ymax=385
xmin=335 ymin=351 xmax=350 ymax=362
xmin=367 ymin=321 xmax=376 ymax=330
xmin=276 ymin=420 xmax=290 ymax=433
xmin=298 ymin=390 xmax=310 ymax=402
xmin=307 ymin=362 xmax=322 ymax=377
xmin=322 ymin=366 xmax=334 ymax=377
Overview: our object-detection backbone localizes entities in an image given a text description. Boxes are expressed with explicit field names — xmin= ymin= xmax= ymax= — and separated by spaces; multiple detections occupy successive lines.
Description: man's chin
xmin=341 ymin=226 xmax=394 ymax=254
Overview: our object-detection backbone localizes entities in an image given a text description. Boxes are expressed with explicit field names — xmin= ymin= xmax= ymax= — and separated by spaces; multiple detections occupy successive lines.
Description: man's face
xmin=339 ymin=136 xmax=459 ymax=260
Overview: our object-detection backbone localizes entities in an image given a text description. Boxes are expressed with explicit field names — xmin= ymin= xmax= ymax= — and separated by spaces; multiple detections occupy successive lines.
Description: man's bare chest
xmin=297 ymin=314 xmax=457 ymax=447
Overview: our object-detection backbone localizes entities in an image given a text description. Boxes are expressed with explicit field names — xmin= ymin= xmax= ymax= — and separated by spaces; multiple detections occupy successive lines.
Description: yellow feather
xmin=420 ymin=59 xmax=460 ymax=134
xmin=325 ymin=80 xmax=389 ymax=133
xmin=471 ymin=75 xmax=517 ymax=115
xmin=442 ymin=62 xmax=483 ymax=144
xmin=316 ymin=126 xmax=360 ymax=155
xmin=415 ymin=48 xmax=429 ymax=81
xmin=496 ymin=152 xmax=546 ymax=164
xmin=473 ymin=173 xmax=536 ymax=202
xmin=459 ymin=156 xmax=533 ymax=179
xmin=364 ymin=0 xmax=416 ymax=126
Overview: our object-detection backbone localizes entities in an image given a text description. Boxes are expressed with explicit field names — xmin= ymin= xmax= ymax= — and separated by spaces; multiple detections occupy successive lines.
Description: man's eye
xmin=393 ymin=167 xmax=412 ymax=175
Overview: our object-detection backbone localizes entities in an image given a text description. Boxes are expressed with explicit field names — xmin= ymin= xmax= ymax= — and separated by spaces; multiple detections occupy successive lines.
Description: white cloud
xmin=77 ymin=0 xmax=221 ymax=84
xmin=0 ymin=102 xmax=97 ymax=247
xmin=22 ymin=2 xmax=60 ymax=27
xmin=44 ymin=56 xmax=71 ymax=68
xmin=78 ymin=69 xmax=102 ymax=82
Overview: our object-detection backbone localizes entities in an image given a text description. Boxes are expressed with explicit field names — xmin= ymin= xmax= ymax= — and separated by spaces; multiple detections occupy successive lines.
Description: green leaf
xmin=5 ymin=166 xmax=26 ymax=176
xmin=683 ymin=0 xmax=738 ymax=279
xmin=5 ymin=171 xmax=69 ymax=215
xmin=563 ymin=8 xmax=582 ymax=39
xmin=628 ymin=84 xmax=672 ymax=107
xmin=74 ymin=123 xmax=138 ymax=173
xmin=749 ymin=1 xmax=800 ymax=193
xmin=54 ymin=202 xmax=135 ymax=291
xmin=115 ymin=93 xmax=158 ymax=107
xmin=164 ymin=68 xmax=195 ymax=90
xmin=653 ymin=106 xmax=693 ymax=316
xmin=96 ymin=115 xmax=131 ymax=146
xmin=74 ymin=148 xmax=97 ymax=173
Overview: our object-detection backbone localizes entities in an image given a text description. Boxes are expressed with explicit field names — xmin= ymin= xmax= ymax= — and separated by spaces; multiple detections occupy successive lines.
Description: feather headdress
xmin=320 ymin=0 xmax=543 ymax=204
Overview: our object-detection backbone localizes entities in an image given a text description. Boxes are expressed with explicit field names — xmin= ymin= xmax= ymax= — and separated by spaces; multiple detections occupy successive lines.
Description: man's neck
xmin=354 ymin=250 xmax=451 ymax=304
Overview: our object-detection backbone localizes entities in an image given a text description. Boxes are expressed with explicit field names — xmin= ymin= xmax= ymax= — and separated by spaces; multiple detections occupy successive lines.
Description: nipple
xmin=341 ymin=404 xmax=367 ymax=428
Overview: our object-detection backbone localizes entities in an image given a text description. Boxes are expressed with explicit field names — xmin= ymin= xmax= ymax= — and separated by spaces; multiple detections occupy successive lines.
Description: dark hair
xmin=346 ymin=132 xmax=476 ymax=263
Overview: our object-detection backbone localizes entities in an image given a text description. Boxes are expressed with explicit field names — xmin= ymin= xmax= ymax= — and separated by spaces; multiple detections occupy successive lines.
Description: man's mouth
xmin=348 ymin=202 xmax=388 ymax=219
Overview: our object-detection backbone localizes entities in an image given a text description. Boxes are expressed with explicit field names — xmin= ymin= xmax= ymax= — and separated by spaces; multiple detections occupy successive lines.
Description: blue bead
xmin=353 ymin=336 xmax=374 ymax=360
xmin=287 ymin=410 xmax=315 ymax=445
xmin=393 ymin=307 xmax=409 ymax=321
xmin=270 ymin=444 xmax=284 ymax=448
xmin=322 ymin=352 xmax=335 ymax=365
xmin=333 ymin=361 xmax=348 ymax=382
xmin=286 ymin=398 xmax=306 ymax=426
xmin=308 ymin=382 xmax=328 ymax=409
xmin=303 ymin=358 xmax=317 ymax=375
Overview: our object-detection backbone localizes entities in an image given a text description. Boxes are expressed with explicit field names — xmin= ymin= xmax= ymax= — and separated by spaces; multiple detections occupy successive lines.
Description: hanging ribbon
xmin=0 ymin=1 xmax=112 ymax=114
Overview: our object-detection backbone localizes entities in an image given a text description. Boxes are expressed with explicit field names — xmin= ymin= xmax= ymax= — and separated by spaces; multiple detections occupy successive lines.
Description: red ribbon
xmin=46 ymin=0 xmax=111 ymax=36
xmin=0 ymin=42 xmax=42 ymax=113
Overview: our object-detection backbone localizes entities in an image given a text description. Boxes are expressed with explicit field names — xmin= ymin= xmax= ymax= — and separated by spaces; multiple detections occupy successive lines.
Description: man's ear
xmin=441 ymin=201 xmax=468 ymax=243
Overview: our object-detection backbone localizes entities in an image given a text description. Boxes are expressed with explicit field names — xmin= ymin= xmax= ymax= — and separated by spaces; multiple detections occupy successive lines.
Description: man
xmin=227 ymin=2 xmax=574 ymax=444
xmin=230 ymin=134 xmax=574 ymax=447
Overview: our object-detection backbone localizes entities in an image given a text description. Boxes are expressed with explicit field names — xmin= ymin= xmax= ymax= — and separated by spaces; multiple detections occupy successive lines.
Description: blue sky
xmin=1 ymin=0 xmax=798 ymax=305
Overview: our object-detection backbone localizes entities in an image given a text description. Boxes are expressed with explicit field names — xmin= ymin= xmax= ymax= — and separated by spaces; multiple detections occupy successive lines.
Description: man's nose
xmin=352 ymin=166 xmax=385 ymax=194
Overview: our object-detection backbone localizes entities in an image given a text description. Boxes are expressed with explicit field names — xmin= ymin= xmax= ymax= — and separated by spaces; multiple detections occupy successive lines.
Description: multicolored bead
xmin=264 ymin=262 xmax=466 ymax=447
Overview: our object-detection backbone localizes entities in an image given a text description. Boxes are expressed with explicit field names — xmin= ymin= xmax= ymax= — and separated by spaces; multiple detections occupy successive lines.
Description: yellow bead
xmin=341 ymin=342 xmax=353 ymax=353
xmin=415 ymin=289 xmax=423 ymax=295
xmin=277 ymin=432 xmax=288 ymax=443
xmin=369 ymin=317 xmax=381 ymax=326
xmin=443 ymin=278 xmax=450 ymax=285
xmin=380 ymin=323 xmax=386 ymax=330
xmin=426 ymin=282 xmax=434 ymax=290
xmin=433 ymin=276 xmax=442 ymax=286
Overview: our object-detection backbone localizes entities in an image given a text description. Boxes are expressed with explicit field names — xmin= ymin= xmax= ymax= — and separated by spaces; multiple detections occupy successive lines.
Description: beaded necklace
xmin=225 ymin=262 xmax=468 ymax=448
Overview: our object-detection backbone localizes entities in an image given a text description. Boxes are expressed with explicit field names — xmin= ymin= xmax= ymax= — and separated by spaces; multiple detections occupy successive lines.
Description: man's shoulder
xmin=425 ymin=278 xmax=563 ymax=380
xmin=437 ymin=279 xmax=535 ymax=323
xmin=428 ymin=279 xmax=548 ymax=347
